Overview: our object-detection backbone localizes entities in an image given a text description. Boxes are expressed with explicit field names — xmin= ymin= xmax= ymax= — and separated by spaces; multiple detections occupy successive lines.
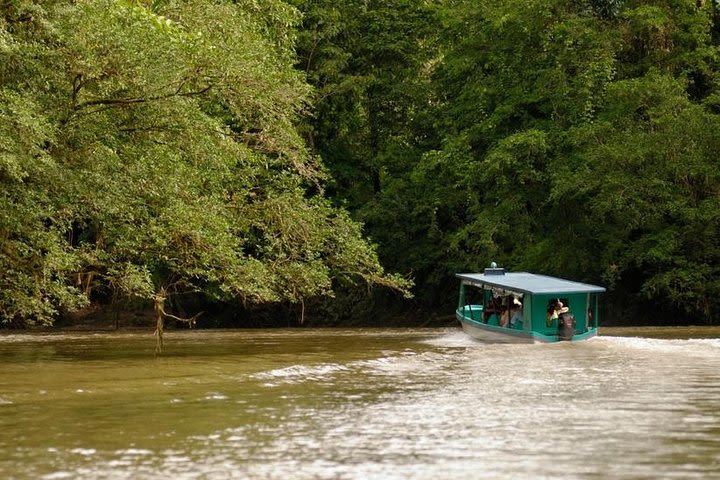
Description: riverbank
xmin=2 ymin=297 xmax=716 ymax=333
xmin=600 ymin=325 xmax=720 ymax=339
xmin=5 ymin=321 xmax=720 ymax=342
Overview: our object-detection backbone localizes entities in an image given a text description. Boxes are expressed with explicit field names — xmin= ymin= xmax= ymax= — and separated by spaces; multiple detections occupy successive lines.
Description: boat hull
xmin=456 ymin=311 xmax=597 ymax=344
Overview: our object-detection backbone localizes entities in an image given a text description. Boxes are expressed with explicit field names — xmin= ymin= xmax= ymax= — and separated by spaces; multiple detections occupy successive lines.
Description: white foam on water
xmin=420 ymin=328 xmax=482 ymax=348
xmin=348 ymin=350 xmax=453 ymax=378
xmin=250 ymin=347 xmax=453 ymax=387
xmin=69 ymin=448 xmax=96 ymax=456
xmin=599 ymin=335 xmax=720 ymax=358
xmin=250 ymin=363 xmax=351 ymax=385
xmin=117 ymin=448 xmax=153 ymax=456
xmin=203 ymin=393 xmax=228 ymax=401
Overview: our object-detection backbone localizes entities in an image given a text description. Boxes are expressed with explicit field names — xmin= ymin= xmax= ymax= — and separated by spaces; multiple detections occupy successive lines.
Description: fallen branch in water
xmin=153 ymin=287 xmax=203 ymax=354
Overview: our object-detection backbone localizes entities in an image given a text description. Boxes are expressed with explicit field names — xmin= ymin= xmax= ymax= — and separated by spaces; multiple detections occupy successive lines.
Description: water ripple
xmin=3 ymin=328 xmax=720 ymax=480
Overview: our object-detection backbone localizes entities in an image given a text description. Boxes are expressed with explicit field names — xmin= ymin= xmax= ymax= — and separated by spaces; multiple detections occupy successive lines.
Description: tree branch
xmin=160 ymin=308 xmax=204 ymax=325
xmin=73 ymin=84 xmax=214 ymax=111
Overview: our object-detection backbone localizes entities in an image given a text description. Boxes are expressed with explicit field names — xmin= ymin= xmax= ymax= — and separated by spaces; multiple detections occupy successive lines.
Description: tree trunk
xmin=154 ymin=289 xmax=166 ymax=354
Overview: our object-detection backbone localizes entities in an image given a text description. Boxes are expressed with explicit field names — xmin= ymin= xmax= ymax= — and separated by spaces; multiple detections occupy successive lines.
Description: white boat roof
xmin=456 ymin=271 xmax=606 ymax=294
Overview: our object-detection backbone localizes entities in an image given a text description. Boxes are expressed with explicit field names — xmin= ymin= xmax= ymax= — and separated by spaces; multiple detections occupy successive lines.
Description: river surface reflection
xmin=1 ymin=327 xmax=719 ymax=479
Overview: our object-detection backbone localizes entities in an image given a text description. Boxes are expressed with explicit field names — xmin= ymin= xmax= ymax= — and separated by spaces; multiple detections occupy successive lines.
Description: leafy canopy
xmin=0 ymin=0 xmax=409 ymax=327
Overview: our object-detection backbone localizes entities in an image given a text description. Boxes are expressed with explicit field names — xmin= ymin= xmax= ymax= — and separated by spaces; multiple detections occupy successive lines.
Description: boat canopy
xmin=456 ymin=272 xmax=606 ymax=295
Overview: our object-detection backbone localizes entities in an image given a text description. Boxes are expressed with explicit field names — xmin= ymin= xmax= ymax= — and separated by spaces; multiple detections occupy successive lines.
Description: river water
xmin=1 ymin=327 xmax=719 ymax=479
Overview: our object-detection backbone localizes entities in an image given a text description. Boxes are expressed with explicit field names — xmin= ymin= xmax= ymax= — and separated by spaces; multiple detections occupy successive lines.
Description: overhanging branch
xmin=74 ymin=84 xmax=214 ymax=111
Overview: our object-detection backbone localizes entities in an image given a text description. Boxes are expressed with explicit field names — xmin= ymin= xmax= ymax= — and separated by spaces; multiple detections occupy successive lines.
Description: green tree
xmin=320 ymin=0 xmax=720 ymax=324
xmin=286 ymin=0 xmax=436 ymax=318
xmin=361 ymin=0 xmax=618 ymax=306
xmin=291 ymin=0 xmax=441 ymax=209
xmin=0 ymin=0 xmax=409 ymax=328
xmin=554 ymin=73 xmax=720 ymax=323
xmin=419 ymin=0 xmax=720 ymax=322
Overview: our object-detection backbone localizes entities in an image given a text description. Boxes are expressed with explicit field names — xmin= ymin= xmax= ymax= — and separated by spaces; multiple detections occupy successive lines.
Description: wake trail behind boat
xmin=420 ymin=328 xmax=483 ymax=348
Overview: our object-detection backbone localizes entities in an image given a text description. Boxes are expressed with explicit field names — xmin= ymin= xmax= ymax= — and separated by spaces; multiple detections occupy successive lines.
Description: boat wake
xmin=419 ymin=328 xmax=481 ymax=348
xmin=250 ymin=349 xmax=455 ymax=387
xmin=598 ymin=334 xmax=720 ymax=356
xmin=250 ymin=363 xmax=352 ymax=385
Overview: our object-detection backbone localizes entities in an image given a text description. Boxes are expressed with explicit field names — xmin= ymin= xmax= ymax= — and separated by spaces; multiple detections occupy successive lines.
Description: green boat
xmin=456 ymin=263 xmax=606 ymax=343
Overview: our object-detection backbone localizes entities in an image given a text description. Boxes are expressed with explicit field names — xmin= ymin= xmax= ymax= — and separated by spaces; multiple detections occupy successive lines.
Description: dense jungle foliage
xmin=2 ymin=0 xmax=720 ymax=327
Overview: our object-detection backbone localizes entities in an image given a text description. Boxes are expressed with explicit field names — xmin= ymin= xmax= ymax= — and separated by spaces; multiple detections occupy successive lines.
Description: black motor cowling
xmin=557 ymin=312 xmax=576 ymax=341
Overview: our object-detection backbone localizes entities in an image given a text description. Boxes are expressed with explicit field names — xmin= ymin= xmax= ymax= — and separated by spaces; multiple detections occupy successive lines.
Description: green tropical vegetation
xmin=2 ymin=0 xmax=720 ymax=328
xmin=0 ymin=0 xmax=410 ymax=329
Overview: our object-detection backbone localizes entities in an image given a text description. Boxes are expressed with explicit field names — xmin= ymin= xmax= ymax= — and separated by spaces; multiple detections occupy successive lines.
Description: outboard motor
xmin=557 ymin=312 xmax=576 ymax=341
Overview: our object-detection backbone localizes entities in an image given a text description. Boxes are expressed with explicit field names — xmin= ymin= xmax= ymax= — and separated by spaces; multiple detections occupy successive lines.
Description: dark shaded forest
xmin=2 ymin=0 xmax=720 ymax=328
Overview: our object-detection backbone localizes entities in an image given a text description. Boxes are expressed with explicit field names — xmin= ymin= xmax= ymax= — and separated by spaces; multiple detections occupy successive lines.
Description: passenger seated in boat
xmin=546 ymin=299 xmax=569 ymax=327
xmin=509 ymin=296 xmax=523 ymax=328
xmin=500 ymin=308 xmax=509 ymax=327
xmin=557 ymin=309 xmax=576 ymax=340
xmin=484 ymin=295 xmax=503 ymax=323
xmin=499 ymin=296 xmax=523 ymax=328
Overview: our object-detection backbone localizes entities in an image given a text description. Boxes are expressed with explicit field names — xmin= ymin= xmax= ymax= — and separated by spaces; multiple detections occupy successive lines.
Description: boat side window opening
xmin=497 ymin=295 xmax=524 ymax=329
xmin=480 ymin=289 xmax=524 ymax=329
xmin=588 ymin=293 xmax=599 ymax=329
xmin=483 ymin=289 xmax=504 ymax=325
xmin=509 ymin=296 xmax=524 ymax=328
xmin=461 ymin=284 xmax=484 ymax=321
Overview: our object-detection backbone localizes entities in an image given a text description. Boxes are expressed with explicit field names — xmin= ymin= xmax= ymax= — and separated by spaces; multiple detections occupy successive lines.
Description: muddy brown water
xmin=1 ymin=327 xmax=719 ymax=479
